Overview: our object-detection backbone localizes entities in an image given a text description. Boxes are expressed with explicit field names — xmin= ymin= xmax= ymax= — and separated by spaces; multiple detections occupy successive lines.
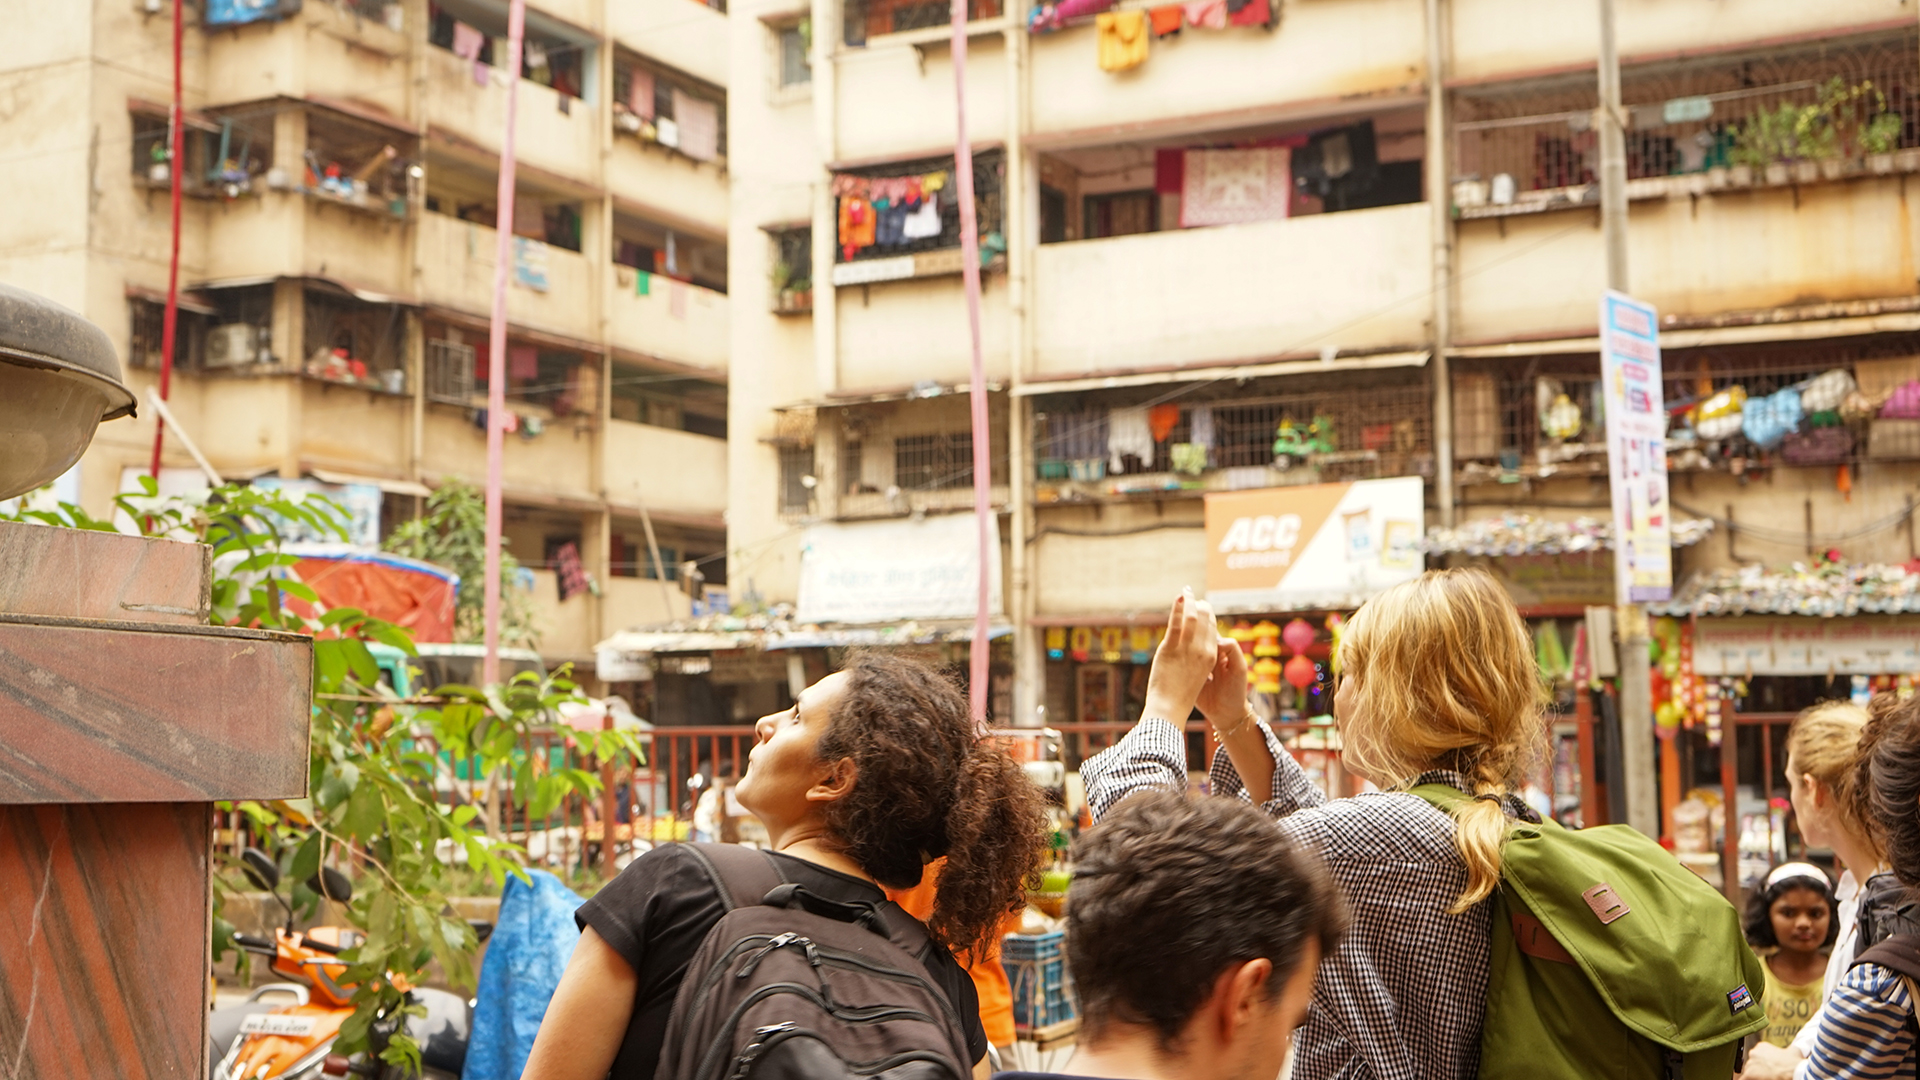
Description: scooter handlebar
xmin=232 ymin=933 xmax=278 ymax=953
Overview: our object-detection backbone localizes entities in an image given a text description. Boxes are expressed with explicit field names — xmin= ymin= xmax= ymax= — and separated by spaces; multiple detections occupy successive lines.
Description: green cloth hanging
xmin=636 ymin=270 xmax=651 ymax=296
xmin=1535 ymin=620 xmax=1569 ymax=683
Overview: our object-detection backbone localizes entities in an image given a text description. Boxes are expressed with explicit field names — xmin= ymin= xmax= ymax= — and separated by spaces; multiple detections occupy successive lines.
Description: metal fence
xmin=1451 ymin=31 xmax=1920 ymax=203
xmin=1033 ymin=378 xmax=1433 ymax=482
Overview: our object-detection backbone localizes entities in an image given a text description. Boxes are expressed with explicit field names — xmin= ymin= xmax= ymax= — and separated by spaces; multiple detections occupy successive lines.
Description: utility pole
xmin=483 ymin=0 xmax=526 ymax=687
xmin=1424 ymin=0 xmax=1454 ymax=528
xmin=1597 ymin=0 xmax=1659 ymax=839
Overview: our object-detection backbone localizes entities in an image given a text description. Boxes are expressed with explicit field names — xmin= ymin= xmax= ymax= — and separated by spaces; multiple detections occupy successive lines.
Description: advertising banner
xmin=1600 ymin=291 xmax=1673 ymax=603
xmin=1203 ymin=477 xmax=1424 ymax=612
xmin=797 ymin=513 xmax=1003 ymax=624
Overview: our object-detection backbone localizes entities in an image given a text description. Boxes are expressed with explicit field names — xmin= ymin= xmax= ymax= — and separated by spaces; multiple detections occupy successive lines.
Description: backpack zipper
xmin=807 ymin=944 xmax=967 ymax=1038
xmin=727 ymin=1026 xmax=963 ymax=1080
xmin=734 ymin=933 xmax=822 ymax=980
xmin=693 ymin=982 xmax=938 ymax=1080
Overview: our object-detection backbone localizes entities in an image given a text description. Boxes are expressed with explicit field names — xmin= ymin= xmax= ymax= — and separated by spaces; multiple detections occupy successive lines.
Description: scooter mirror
xmin=307 ymin=866 xmax=354 ymax=904
xmin=240 ymin=847 xmax=281 ymax=892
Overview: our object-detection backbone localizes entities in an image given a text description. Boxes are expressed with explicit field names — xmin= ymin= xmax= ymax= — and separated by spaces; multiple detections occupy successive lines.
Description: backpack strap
xmin=1851 ymin=933 xmax=1920 ymax=1039
xmin=682 ymin=842 xmax=787 ymax=912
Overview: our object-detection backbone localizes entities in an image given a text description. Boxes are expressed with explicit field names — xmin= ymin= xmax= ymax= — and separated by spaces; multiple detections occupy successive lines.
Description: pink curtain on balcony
xmin=673 ymin=90 xmax=719 ymax=162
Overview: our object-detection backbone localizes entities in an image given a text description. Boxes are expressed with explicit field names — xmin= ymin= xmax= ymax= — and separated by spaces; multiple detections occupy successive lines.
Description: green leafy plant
xmin=1729 ymin=77 xmax=1904 ymax=167
xmin=383 ymin=479 xmax=539 ymax=648
xmin=2 ymin=478 xmax=640 ymax=1071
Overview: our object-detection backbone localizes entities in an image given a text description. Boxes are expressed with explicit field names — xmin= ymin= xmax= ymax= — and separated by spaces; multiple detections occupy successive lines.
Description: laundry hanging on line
xmin=1108 ymin=406 xmax=1154 ymax=471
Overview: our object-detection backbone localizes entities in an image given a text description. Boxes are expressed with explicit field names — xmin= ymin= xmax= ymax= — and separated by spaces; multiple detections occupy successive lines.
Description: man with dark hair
xmin=996 ymin=791 xmax=1344 ymax=1080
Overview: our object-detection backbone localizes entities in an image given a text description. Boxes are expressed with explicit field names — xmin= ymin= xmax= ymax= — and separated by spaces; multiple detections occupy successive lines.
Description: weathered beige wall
xmin=1033 ymin=502 xmax=1206 ymax=616
xmin=420 ymin=408 xmax=599 ymax=500
xmin=609 ymin=137 xmax=731 ymax=235
xmin=529 ymin=568 xmax=598 ymax=658
xmin=194 ymin=377 xmax=300 ymax=474
xmin=833 ymin=39 xmax=1008 ymax=163
xmin=203 ymin=195 xmax=414 ymax=297
xmin=1451 ymin=0 xmax=1912 ymax=85
xmin=423 ymin=47 xmax=600 ymax=181
xmin=838 ymin=274 xmax=1012 ymax=390
xmin=605 ymin=420 xmax=729 ymax=517
xmin=1032 ymin=201 xmax=1433 ymax=376
xmin=609 ymin=275 xmax=730 ymax=372
xmin=611 ymin=0 xmax=731 ymax=88
xmin=417 ymin=211 xmax=596 ymax=339
xmin=1025 ymin=0 xmax=1423 ymax=143
xmin=299 ymin=379 xmax=412 ymax=474
xmin=202 ymin=4 xmax=410 ymax=119
xmin=1455 ymin=179 xmax=1920 ymax=343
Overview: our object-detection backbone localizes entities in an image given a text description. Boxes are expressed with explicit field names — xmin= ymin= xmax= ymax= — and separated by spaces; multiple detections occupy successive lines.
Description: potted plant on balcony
xmin=770 ymin=260 xmax=812 ymax=314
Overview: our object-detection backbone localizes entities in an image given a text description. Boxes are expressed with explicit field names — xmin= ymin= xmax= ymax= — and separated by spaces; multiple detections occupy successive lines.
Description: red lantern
xmin=1284 ymin=654 xmax=1316 ymax=691
xmin=1282 ymin=618 xmax=1316 ymax=655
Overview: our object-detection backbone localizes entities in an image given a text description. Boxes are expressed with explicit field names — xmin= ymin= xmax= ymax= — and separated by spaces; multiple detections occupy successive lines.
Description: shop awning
xmin=1649 ymin=562 xmax=1920 ymax=618
xmin=1424 ymin=515 xmax=1715 ymax=556
xmin=764 ymin=623 xmax=1013 ymax=650
xmin=308 ymin=468 xmax=433 ymax=498
xmin=1449 ymin=312 xmax=1920 ymax=359
xmin=596 ymin=629 xmax=758 ymax=655
xmin=1012 ymin=351 xmax=1430 ymax=397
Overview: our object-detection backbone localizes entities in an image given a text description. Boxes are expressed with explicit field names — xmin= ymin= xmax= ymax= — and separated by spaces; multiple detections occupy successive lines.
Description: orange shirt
xmin=885 ymin=861 xmax=1017 ymax=1047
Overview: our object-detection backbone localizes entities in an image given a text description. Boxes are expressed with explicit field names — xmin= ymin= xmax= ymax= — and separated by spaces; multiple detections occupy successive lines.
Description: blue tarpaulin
xmin=204 ymin=0 xmax=300 ymax=26
xmin=464 ymin=870 xmax=586 ymax=1080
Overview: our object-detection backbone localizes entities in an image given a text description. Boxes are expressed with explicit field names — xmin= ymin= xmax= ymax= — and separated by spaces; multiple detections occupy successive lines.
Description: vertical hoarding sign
xmin=1600 ymin=291 xmax=1672 ymax=603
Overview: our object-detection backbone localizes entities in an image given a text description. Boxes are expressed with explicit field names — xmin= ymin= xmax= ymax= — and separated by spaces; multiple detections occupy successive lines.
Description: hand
xmin=1144 ymin=589 xmax=1219 ymax=722
xmin=1736 ymin=1042 xmax=1799 ymax=1080
xmin=1196 ymin=640 xmax=1254 ymax=734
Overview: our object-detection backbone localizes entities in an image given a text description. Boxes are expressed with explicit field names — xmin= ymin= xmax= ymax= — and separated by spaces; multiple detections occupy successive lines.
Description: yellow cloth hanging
xmin=1096 ymin=10 xmax=1149 ymax=72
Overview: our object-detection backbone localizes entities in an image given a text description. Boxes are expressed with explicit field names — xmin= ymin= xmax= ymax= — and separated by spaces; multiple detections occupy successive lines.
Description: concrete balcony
xmin=417 ymin=211 xmax=595 ymax=341
xmin=605 ymin=420 xmax=729 ymax=520
xmin=201 ymin=2 xmax=411 ymax=119
xmin=609 ymin=273 xmax=729 ymax=374
xmin=1453 ymin=173 xmax=1920 ymax=345
xmin=423 ymin=47 xmax=600 ymax=184
xmin=607 ymin=135 xmax=729 ymax=236
xmin=418 ymin=405 xmax=600 ymax=503
xmin=530 ymin=0 xmax=603 ymax=34
xmin=1022 ymin=0 xmax=1424 ymax=144
xmin=609 ymin=0 xmax=729 ymax=89
xmin=602 ymin=574 xmax=695 ymax=632
xmin=836 ymin=272 xmax=1012 ymax=392
xmin=1028 ymin=202 xmax=1433 ymax=380
xmin=202 ymin=191 xmax=413 ymax=298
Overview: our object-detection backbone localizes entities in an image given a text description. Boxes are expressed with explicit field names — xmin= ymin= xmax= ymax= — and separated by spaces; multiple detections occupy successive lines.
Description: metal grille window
xmin=127 ymin=299 xmax=206 ymax=371
xmin=840 ymin=439 xmax=865 ymax=491
xmin=1035 ymin=381 xmax=1432 ymax=482
xmin=425 ymin=339 xmax=476 ymax=405
xmin=832 ymin=150 xmax=1004 ymax=265
xmin=778 ymin=23 xmax=811 ymax=87
xmin=771 ymin=226 xmax=813 ymax=313
xmin=894 ymin=433 xmax=975 ymax=491
xmin=779 ymin=444 xmax=815 ymax=516
xmin=1452 ymin=32 xmax=1920 ymax=204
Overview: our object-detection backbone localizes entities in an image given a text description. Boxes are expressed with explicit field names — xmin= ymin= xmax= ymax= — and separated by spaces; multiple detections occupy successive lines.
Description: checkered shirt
xmin=1082 ymin=717 xmax=1527 ymax=1080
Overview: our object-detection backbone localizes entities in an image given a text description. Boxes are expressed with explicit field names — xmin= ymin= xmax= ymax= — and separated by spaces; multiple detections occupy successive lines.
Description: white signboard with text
xmin=796 ymin=513 xmax=1003 ymax=624
xmin=1203 ymin=477 xmax=1425 ymax=613
xmin=1600 ymin=291 xmax=1673 ymax=603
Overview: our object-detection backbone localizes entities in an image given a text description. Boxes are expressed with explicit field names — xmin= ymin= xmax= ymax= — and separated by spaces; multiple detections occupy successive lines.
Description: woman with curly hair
xmin=523 ymin=653 xmax=1049 ymax=1080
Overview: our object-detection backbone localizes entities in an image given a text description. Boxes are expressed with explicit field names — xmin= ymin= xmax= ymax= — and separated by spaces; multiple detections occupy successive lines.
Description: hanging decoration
xmin=1282 ymin=618 xmax=1316 ymax=656
xmin=1284 ymin=654 xmax=1317 ymax=692
xmin=1045 ymin=626 xmax=1066 ymax=661
xmin=1252 ymin=619 xmax=1282 ymax=657
xmin=1069 ymin=625 xmax=1093 ymax=662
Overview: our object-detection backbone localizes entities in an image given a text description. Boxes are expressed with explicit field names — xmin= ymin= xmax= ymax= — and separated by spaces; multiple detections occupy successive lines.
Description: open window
xmin=127 ymin=296 xmax=211 ymax=372
xmin=842 ymin=0 xmax=998 ymax=46
xmin=829 ymin=149 xmax=1003 ymax=282
xmin=428 ymin=0 xmax=594 ymax=100
xmin=303 ymin=285 xmax=408 ymax=393
xmin=613 ymin=211 xmax=727 ymax=293
xmin=609 ymin=365 xmax=727 ymax=437
xmin=613 ymin=51 xmax=727 ymax=165
xmin=424 ymin=156 xmax=584 ymax=252
xmin=298 ymin=107 xmax=419 ymax=218
xmin=768 ymin=226 xmax=812 ymax=313
xmin=130 ymin=101 xmax=270 ymax=199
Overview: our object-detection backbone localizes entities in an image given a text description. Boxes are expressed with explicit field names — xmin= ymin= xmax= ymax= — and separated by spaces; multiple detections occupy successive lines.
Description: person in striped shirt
xmin=1799 ymin=696 xmax=1920 ymax=1080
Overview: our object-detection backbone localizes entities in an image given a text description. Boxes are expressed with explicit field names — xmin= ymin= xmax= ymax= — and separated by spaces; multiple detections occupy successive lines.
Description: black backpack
xmin=655 ymin=844 xmax=974 ymax=1080
xmin=1857 ymin=871 xmax=1920 ymax=951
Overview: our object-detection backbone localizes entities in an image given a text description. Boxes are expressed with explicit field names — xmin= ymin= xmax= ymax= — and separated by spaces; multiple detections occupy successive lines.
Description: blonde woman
xmin=1083 ymin=570 xmax=1545 ymax=1080
xmin=1741 ymin=702 xmax=1885 ymax=1080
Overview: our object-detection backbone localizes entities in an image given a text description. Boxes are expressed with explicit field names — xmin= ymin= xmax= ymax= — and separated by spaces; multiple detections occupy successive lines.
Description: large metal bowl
xmin=0 ymin=282 xmax=136 ymax=500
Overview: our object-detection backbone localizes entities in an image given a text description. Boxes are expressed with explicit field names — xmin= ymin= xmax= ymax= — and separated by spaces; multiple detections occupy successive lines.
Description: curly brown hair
xmin=1859 ymin=693 xmax=1920 ymax=888
xmin=814 ymin=652 xmax=1049 ymax=959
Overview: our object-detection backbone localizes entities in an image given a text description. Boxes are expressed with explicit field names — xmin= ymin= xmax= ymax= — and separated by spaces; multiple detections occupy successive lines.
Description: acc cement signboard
xmin=1203 ymin=477 xmax=1425 ymax=613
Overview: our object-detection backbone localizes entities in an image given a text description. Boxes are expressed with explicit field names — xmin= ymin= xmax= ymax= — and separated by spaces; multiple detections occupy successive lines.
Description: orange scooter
xmin=210 ymin=849 xmax=478 ymax=1080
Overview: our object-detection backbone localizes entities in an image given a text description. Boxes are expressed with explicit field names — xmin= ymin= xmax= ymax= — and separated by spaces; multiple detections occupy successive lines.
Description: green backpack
xmin=1413 ymin=786 xmax=1768 ymax=1079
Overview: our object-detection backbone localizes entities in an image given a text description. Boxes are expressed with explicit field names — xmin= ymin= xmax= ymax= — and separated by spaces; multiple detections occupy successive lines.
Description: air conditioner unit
xmin=206 ymin=323 xmax=265 ymax=368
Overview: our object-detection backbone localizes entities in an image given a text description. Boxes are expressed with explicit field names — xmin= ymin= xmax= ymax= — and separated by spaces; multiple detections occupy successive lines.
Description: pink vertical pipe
xmin=483 ymin=1 xmax=526 ymax=687
xmin=949 ymin=0 xmax=992 ymax=728
xmin=148 ymin=0 xmax=184 ymax=480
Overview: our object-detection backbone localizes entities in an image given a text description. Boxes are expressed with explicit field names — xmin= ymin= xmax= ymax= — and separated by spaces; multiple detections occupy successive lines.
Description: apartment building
xmin=3 ymin=0 xmax=734 ymax=681
xmin=724 ymin=0 xmax=1920 ymax=780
